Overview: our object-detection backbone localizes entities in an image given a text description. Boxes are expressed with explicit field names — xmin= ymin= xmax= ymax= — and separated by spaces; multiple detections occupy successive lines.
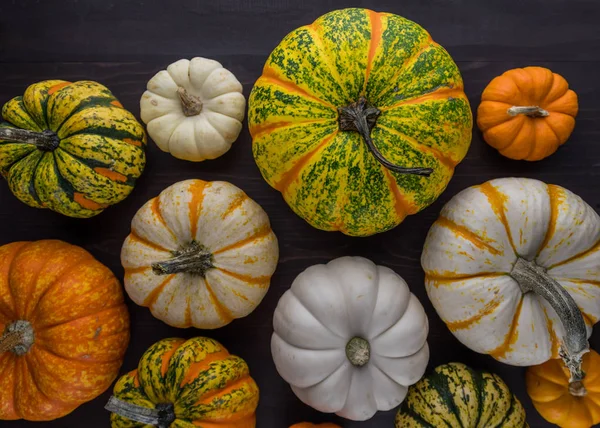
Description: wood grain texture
xmin=0 ymin=0 xmax=599 ymax=426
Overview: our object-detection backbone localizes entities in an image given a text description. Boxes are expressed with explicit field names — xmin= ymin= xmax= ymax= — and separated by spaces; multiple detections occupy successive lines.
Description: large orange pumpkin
xmin=526 ymin=349 xmax=600 ymax=428
xmin=0 ymin=240 xmax=130 ymax=421
xmin=477 ymin=67 xmax=578 ymax=161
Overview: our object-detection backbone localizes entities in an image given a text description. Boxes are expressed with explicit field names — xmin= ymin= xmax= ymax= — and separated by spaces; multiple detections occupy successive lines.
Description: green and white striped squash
xmin=396 ymin=362 xmax=528 ymax=427
xmin=0 ymin=80 xmax=146 ymax=218
xmin=249 ymin=8 xmax=472 ymax=236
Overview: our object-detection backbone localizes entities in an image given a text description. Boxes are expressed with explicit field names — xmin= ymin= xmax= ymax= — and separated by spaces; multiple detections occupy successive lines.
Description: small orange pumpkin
xmin=526 ymin=349 xmax=600 ymax=428
xmin=290 ymin=424 xmax=341 ymax=428
xmin=477 ymin=66 xmax=578 ymax=161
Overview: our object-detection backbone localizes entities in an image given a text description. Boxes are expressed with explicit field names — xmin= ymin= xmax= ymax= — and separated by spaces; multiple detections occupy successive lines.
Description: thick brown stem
xmin=507 ymin=106 xmax=549 ymax=118
xmin=0 ymin=320 xmax=34 ymax=355
xmin=177 ymin=87 xmax=203 ymax=117
xmin=152 ymin=241 xmax=214 ymax=276
xmin=105 ymin=396 xmax=176 ymax=427
xmin=0 ymin=127 xmax=60 ymax=151
xmin=338 ymin=97 xmax=433 ymax=177
xmin=510 ymin=258 xmax=588 ymax=383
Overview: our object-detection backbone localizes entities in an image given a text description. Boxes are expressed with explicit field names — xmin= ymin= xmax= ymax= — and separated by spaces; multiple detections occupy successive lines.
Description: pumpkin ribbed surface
xmin=0 ymin=240 xmax=129 ymax=421
xmin=110 ymin=337 xmax=259 ymax=428
xmin=526 ymin=349 xmax=600 ymax=428
xmin=0 ymin=80 xmax=146 ymax=217
xmin=249 ymin=8 xmax=472 ymax=236
xmin=396 ymin=362 xmax=528 ymax=427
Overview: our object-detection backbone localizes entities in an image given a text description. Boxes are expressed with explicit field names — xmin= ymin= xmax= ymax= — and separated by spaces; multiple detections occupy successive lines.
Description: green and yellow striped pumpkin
xmin=249 ymin=8 xmax=472 ymax=236
xmin=107 ymin=337 xmax=259 ymax=428
xmin=0 ymin=80 xmax=146 ymax=218
xmin=396 ymin=363 xmax=528 ymax=427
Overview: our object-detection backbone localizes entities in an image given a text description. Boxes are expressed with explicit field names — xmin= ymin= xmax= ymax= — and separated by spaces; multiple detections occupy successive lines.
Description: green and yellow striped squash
xmin=107 ymin=337 xmax=259 ymax=428
xmin=0 ymin=80 xmax=146 ymax=218
xmin=396 ymin=362 xmax=528 ymax=428
xmin=248 ymin=8 xmax=472 ymax=236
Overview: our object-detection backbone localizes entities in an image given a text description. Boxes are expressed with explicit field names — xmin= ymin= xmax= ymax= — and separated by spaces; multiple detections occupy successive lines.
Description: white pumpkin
xmin=121 ymin=179 xmax=278 ymax=329
xmin=140 ymin=57 xmax=246 ymax=161
xmin=272 ymin=257 xmax=429 ymax=421
xmin=422 ymin=177 xmax=599 ymax=384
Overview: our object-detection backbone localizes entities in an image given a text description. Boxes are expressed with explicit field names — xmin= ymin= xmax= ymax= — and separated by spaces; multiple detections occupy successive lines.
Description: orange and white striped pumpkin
xmin=121 ymin=179 xmax=279 ymax=329
xmin=422 ymin=177 xmax=599 ymax=384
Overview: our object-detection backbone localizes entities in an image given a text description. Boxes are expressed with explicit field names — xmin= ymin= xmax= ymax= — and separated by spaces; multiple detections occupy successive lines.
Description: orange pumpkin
xmin=0 ymin=240 xmax=129 ymax=421
xmin=526 ymin=349 xmax=600 ymax=428
xmin=477 ymin=66 xmax=578 ymax=161
xmin=290 ymin=424 xmax=341 ymax=428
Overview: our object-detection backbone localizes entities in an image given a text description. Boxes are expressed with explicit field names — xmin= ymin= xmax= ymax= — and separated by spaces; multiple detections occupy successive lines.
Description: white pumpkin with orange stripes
xmin=121 ymin=179 xmax=278 ymax=329
xmin=422 ymin=177 xmax=599 ymax=386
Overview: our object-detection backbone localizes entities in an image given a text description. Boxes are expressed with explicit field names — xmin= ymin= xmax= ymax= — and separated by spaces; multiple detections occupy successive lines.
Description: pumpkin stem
xmin=0 ymin=127 xmax=60 ymax=151
xmin=568 ymin=380 xmax=587 ymax=397
xmin=510 ymin=257 xmax=589 ymax=383
xmin=0 ymin=320 xmax=34 ymax=356
xmin=346 ymin=337 xmax=370 ymax=367
xmin=152 ymin=241 xmax=214 ymax=276
xmin=338 ymin=97 xmax=433 ymax=177
xmin=507 ymin=106 xmax=550 ymax=118
xmin=177 ymin=87 xmax=203 ymax=117
xmin=105 ymin=396 xmax=176 ymax=427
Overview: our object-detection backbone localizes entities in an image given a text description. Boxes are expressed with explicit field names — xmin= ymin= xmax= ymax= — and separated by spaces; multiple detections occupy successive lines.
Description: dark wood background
xmin=1 ymin=0 xmax=599 ymax=426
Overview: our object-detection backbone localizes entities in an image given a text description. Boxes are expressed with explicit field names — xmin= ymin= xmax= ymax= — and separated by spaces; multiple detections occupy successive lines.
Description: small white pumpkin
xmin=272 ymin=256 xmax=429 ymax=421
xmin=121 ymin=179 xmax=278 ymax=329
xmin=422 ymin=177 xmax=600 ymax=385
xmin=140 ymin=58 xmax=246 ymax=161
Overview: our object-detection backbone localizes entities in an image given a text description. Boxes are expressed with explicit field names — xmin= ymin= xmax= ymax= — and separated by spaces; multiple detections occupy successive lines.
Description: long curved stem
xmin=510 ymin=258 xmax=588 ymax=385
xmin=0 ymin=127 xmax=60 ymax=151
xmin=338 ymin=97 xmax=433 ymax=177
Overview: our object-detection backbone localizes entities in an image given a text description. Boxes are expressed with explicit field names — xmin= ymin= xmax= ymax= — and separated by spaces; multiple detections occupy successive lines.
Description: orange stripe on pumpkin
xmin=221 ymin=193 xmax=248 ymax=220
xmin=73 ymin=193 xmax=106 ymax=211
xmin=143 ymin=274 xmax=175 ymax=307
xmin=47 ymin=82 xmax=72 ymax=95
xmin=124 ymin=266 xmax=150 ymax=276
xmin=179 ymin=349 xmax=231 ymax=387
xmin=537 ymin=184 xmax=562 ymax=257
xmin=478 ymin=182 xmax=517 ymax=254
xmin=195 ymin=376 xmax=253 ymax=405
xmin=363 ymin=10 xmax=382 ymax=93
xmin=213 ymin=225 xmax=273 ymax=255
xmin=160 ymin=340 xmax=185 ymax=377
xmin=259 ymin=66 xmax=335 ymax=109
xmin=188 ymin=180 xmax=209 ymax=239
xmin=382 ymin=169 xmax=413 ymax=219
xmin=380 ymin=86 xmax=465 ymax=111
xmin=216 ymin=268 xmax=271 ymax=288
xmin=249 ymin=119 xmax=332 ymax=139
xmin=274 ymin=131 xmax=337 ymax=193
xmin=128 ymin=232 xmax=169 ymax=253
xmin=122 ymin=138 xmax=143 ymax=147
xmin=93 ymin=167 xmax=128 ymax=183
xmin=204 ymin=278 xmax=234 ymax=324
xmin=436 ymin=216 xmax=503 ymax=255
xmin=489 ymin=297 xmax=523 ymax=360
xmin=542 ymin=307 xmax=561 ymax=359
xmin=426 ymin=272 xmax=505 ymax=286
xmin=447 ymin=298 xmax=502 ymax=331
xmin=110 ymin=100 xmax=123 ymax=108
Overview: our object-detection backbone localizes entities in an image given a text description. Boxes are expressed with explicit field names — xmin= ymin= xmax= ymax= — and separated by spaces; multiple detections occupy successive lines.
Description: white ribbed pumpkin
xmin=272 ymin=257 xmax=429 ymax=421
xmin=140 ymin=57 xmax=246 ymax=161
xmin=121 ymin=179 xmax=278 ymax=329
xmin=422 ymin=177 xmax=600 ymax=385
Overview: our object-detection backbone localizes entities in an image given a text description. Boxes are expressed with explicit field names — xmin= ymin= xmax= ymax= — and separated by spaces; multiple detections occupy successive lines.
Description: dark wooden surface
xmin=1 ymin=0 xmax=599 ymax=426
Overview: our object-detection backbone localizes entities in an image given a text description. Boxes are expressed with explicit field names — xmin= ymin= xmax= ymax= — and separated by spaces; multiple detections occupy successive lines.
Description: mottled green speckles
xmin=379 ymin=95 xmax=472 ymax=162
xmin=6 ymin=150 xmax=44 ymax=208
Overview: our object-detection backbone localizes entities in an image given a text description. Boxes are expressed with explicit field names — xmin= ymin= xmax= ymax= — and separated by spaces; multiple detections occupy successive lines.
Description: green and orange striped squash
xmin=0 ymin=80 xmax=146 ymax=218
xmin=395 ymin=362 xmax=528 ymax=427
xmin=249 ymin=8 xmax=472 ymax=236
xmin=106 ymin=337 xmax=259 ymax=427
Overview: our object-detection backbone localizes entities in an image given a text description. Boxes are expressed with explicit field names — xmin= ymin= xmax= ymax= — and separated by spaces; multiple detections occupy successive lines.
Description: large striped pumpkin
xmin=395 ymin=363 xmax=527 ymax=427
xmin=106 ymin=337 xmax=259 ymax=428
xmin=0 ymin=240 xmax=129 ymax=421
xmin=0 ymin=80 xmax=146 ymax=218
xmin=249 ymin=8 xmax=472 ymax=236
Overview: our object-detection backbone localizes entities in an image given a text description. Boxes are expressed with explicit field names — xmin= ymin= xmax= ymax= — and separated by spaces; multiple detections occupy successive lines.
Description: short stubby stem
xmin=510 ymin=257 xmax=589 ymax=384
xmin=346 ymin=336 xmax=370 ymax=367
xmin=569 ymin=380 xmax=587 ymax=397
xmin=507 ymin=106 xmax=549 ymax=118
xmin=0 ymin=320 xmax=35 ymax=356
xmin=152 ymin=241 xmax=214 ymax=276
xmin=0 ymin=128 xmax=60 ymax=151
xmin=105 ymin=396 xmax=176 ymax=428
xmin=177 ymin=87 xmax=203 ymax=117
xmin=338 ymin=97 xmax=433 ymax=177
